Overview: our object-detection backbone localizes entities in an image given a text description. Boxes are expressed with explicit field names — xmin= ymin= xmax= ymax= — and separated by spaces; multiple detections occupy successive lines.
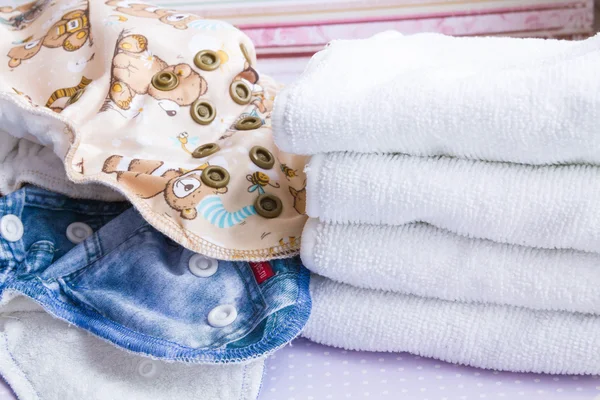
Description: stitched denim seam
xmin=0 ymin=266 xmax=311 ymax=363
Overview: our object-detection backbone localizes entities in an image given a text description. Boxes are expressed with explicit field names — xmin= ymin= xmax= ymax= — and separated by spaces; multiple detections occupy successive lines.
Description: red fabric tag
xmin=249 ymin=261 xmax=275 ymax=284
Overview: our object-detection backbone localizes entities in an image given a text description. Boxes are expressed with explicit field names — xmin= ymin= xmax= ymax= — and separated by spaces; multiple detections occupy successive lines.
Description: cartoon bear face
xmin=7 ymin=38 xmax=43 ymax=67
xmin=147 ymin=63 xmax=208 ymax=106
xmin=6 ymin=6 xmax=91 ymax=67
xmin=158 ymin=12 xmax=198 ymax=30
xmin=109 ymin=34 xmax=208 ymax=110
xmin=164 ymin=170 xmax=228 ymax=220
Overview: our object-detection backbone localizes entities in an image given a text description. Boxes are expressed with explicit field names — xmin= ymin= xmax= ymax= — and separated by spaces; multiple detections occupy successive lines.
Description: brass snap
xmin=235 ymin=116 xmax=262 ymax=131
xmin=249 ymin=146 xmax=275 ymax=169
xmin=201 ymin=166 xmax=230 ymax=188
xmin=254 ymin=193 xmax=283 ymax=219
xmin=151 ymin=71 xmax=179 ymax=91
xmin=66 ymin=89 xmax=84 ymax=106
xmin=190 ymin=100 xmax=216 ymax=125
xmin=194 ymin=50 xmax=221 ymax=71
xmin=192 ymin=143 xmax=220 ymax=159
xmin=230 ymin=80 xmax=252 ymax=105
xmin=239 ymin=43 xmax=252 ymax=64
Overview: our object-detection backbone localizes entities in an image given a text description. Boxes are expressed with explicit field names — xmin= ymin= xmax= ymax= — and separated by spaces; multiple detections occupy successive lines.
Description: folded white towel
xmin=273 ymin=32 xmax=600 ymax=165
xmin=304 ymin=275 xmax=600 ymax=374
xmin=301 ymin=219 xmax=600 ymax=314
xmin=305 ymin=152 xmax=600 ymax=252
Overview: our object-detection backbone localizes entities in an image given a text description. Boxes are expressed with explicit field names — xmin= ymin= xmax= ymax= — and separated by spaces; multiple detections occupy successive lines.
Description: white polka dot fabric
xmin=0 ymin=336 xmax=597 ymax=398
xmin=259 ymin=338 xmax=600 ymax=400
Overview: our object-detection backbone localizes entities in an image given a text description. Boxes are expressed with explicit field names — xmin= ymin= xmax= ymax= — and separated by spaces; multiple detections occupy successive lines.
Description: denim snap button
xmin=188 ymin=254 xmax=218 ymax=277
xmin=208 ymin=304 xmax=238 ymax=328
xmin=137 ymin=359 xmax=160 ymax=378
xmin=0 ymin=215 xmax=23 ymax=242
xmin=66 ymin=222 xmax=93 ymax=244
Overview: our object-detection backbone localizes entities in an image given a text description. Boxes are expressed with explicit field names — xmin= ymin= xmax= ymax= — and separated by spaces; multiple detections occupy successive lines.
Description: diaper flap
xmin=0 ymin=0 xmax=308 ymax=261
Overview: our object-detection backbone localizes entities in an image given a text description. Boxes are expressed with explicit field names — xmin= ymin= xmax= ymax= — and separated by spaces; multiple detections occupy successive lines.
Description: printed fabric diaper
xmin=0 ymin=0 xmax=308 ymax=261
xmin=0 ymin=185 xmax=311 ymax=362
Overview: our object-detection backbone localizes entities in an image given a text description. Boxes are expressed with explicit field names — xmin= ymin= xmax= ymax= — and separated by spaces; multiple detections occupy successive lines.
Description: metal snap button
xmin=137 ymin=359 xmax=160 ymax=379
xmin=234 ymin=116 xmax=262 ymax=131
xmin=151 ymin=71 xmax=179 ymax=91
xmin=188 ymin=254 xmax=218 ymax=277
xmin=190 ymin=100 xmax=216 ymax=125
xmin=239 ymin=43 xmax=252 ymax=64
xmin=254 ymin=193 xmax=283 ymax=218
xmin=66 ymin=222 xmax=93 ymax=244
xmin=249 ymin=146 xmax=275 ymax=169
xmin=194 ymin=50 xmax=221 ymax=71
xmin=229 ymin=80 xmax=252 ymax=105
xmin=66 ymin=89 xmax=84 ymax=106
xmin=192 ymin=143 xmax=220 ymax=159
xmin=201 ymin=166 xmax=230 ymax=188
xmin=207 ymin=304 xmax=238 ymax=328
xmin=0 ymin=215 xmax=24 ymax=242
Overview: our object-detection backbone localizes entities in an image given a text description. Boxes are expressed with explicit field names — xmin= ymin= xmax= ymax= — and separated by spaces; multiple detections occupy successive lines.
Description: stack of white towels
xmin=273 ymin=31 xmax=600 ymax=374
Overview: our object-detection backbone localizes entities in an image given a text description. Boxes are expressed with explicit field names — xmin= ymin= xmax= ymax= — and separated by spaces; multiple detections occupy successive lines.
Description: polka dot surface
xmin=259 ymin=338 xmax=600 ymax=400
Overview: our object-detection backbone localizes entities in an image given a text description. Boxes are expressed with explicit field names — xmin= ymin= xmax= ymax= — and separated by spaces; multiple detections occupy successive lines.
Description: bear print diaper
xmin=0 ymin=0 xmax=308 ymax=261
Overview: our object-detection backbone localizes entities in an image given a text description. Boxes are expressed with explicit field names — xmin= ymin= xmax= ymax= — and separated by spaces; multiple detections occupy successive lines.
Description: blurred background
xmin=157 ymin=0 xmax=598 ymax=82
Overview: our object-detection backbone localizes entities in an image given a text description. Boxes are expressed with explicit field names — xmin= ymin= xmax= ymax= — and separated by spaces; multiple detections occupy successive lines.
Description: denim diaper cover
xmin=0 ymin=185 xmax=311 ymax=363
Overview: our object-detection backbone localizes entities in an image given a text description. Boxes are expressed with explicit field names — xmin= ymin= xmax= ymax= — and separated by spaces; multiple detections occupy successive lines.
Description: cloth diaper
xmin=0 ymin=185 xmax=311 ymax=362
xmin=0 ymin=0 xmax=308 ymax=261
xmin=0 ymin=134 xmax=123 ymax=200
xmin=0 ymin=297 xmax=265 ymax=400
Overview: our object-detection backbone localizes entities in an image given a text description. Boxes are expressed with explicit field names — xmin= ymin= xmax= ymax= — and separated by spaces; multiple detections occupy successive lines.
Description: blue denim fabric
xmin=0 ymin=186 xmax=311 ymax=363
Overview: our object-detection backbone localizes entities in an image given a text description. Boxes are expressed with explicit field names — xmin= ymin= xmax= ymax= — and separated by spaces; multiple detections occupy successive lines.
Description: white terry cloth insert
xmin=305 ymin=152 xmax=600 ymax=253
xmin=273 ymin=32 xmax=600 ymax=165
xmin=0 ymin=297 xmax=265 ymax=400
xmin=303 ymin=275 xmax=600 ymax=375
xmin=301 ymin=219 xmax=600 ymax=314
xmin=0 ymin=133 xmax=122 ymax=200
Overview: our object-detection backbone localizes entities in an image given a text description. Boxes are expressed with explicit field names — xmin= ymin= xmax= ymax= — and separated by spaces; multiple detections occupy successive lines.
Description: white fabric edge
xmin=305 ymin=154 xmax=324 ymax=218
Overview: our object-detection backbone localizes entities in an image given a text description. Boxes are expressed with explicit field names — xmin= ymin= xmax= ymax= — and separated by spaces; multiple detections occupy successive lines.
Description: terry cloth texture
xmin=304 ymin=152 xmax=600 ymax=253
xmin=301 ymin=219 xmax=600 ymax=314
xmin=303 ymin=275 xmax=600 ymax=375
xmin=0 ymin=297 xmax=265 ymax=400
xmin=273 ymin=31 xmax=600 ymax=165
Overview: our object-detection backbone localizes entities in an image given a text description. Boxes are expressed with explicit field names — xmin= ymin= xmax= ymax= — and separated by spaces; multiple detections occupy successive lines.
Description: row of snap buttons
xmin=147 ymin=45 xmax=259 ymax=126
xmin=0 ymin=215 xmax=94 ymax=244
xmin=187 ymin=254 xmax=239 ymax=328
xmin=190 ymin=144 xmax=283 ymax=217
xmin=189 ymin=99 xmax=263 ymax=130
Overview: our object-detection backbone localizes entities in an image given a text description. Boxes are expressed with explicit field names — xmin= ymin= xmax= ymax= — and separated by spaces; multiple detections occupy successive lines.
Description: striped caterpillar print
xmin=197 ymin=195 xmax=257 ymax=228
xmin=45 ymin=75 xmax=92 ymax=108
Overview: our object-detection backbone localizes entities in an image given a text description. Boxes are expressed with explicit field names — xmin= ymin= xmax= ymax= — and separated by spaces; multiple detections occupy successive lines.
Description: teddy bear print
xmin=232 ymin=62 xmax=271 ymax=114
xmin=102 ymin=155 xmax=228 ymax=220
xmin=108 ymin=34 xmax=207 ymax=110
xmin=0 ymin=0 xmax=49 ymax=30
xmin=105 ymin=1 xmax=199 ymax=30
xmin=7 ymin=4 xmax=92 ymax=68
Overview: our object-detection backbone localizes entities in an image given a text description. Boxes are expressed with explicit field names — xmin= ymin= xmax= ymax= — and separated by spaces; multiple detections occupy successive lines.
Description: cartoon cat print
xmin=108 ymin=34 xmax=207 ymax=110
xmin=105 ymin=1 xmax=199 ymax=30
xmin=7 ymin=2 xmax=92 ymax=68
